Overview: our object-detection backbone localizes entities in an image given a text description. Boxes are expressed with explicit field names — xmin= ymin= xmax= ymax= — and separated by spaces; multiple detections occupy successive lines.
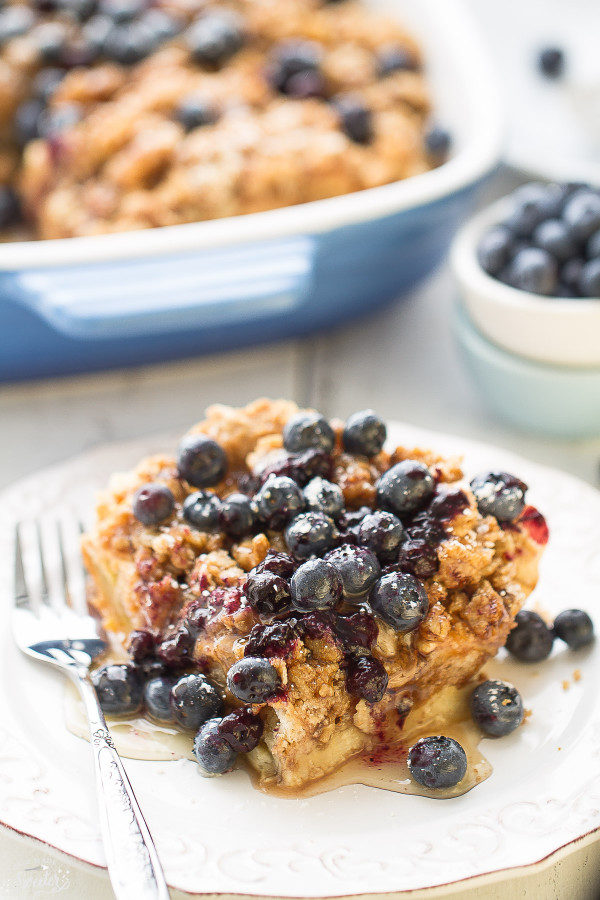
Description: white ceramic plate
xmin=0 ymin=423 xmax=599 ymax=897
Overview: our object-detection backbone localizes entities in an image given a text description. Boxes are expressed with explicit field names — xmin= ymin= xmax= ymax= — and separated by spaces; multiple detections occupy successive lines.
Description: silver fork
xmin=12 ymin=520 xmax=170 ymax=900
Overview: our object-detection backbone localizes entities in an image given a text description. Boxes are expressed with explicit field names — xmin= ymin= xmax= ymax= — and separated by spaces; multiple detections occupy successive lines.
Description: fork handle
xmin=75 ymin=672 xmax=171 ymax=900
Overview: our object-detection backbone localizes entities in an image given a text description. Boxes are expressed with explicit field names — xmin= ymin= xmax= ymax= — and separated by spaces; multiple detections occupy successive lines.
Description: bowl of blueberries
xmin=451 ymin=181 xmax=600 ymax=437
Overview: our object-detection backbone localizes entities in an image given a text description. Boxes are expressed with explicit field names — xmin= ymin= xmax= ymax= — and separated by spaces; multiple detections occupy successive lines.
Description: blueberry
xmin=92 ymin=664 xmax=143 ymax=715
xmin=376 ymin=460 xmax=434 ymax=517
xmin=103 ymin=21 xmax=157 ymax=64
xmin=376 ymin=44 xmax=420 ymax=77
xmin=284 ymin=69 xmax=326 ymax=99
xmin=244 ymin=619 xmax=301 ymax=658
xmin=244 ymin=571 xmax=291 ymax=616
xmin=34 ymin=22 xmax=69 ymax=64
xmin=0 ymin=6 xmax=35 ymax=46
xmin=470 ymin=679 xmax=523 ymax=737
xmin=345 ymin=654 xmax=388 ymax=703
xmin=332 ymin=93 xmax=373 ymax=144
xmin=283 ymin=411 xmax=335 ymax=454
xmin=561 ymin=257 xmax=585 ymax=293
xmin=505 ymin=610 xmax=554 ymax=662
xmin=563 ymin=191 xmax=600 ymax=242
xmin=587 ymin=229 xmax=600 ymax=260
xmin=370 ymin=571 xmax=428 ymax=632
xmin=342 ymin=409 xmax=386 ymax=457
xmin=219 ymin=492 xmax=256 ymax=538
xmin=176 ymin=94 xmax=219 ymax=132
xmin=532 ymin=219 xmax=577 ymax=263
xmin=144 ymin=675 xmax=177 ymax=723
xmin=0 ymin=186 xmax=20 ymax=229
xmin=227 ymin=656 xmax=281 ymax=703
xmin=257 ymin=447 xmax=332 ymax=487
xmin=476 ymin=226 xmax=514 ymax=277
xmin=170 ymin=673 xmax=224 ymax=730
xmin=408 ymin=736 xmax=467 ymax=789
xmin=127 ymin=629 xmax=155 ymax=663
xmin=538 ymin=46 xmax=565 ymax=79
xmin=357 ymin=510 xmax=403 ymax=559
xmin=59 ymin=0 xmax=98 ymax=21
xmin=182 ymin=490 xmax=221 ymax=531
xmin=216 ymin=707 xmax=264 ymax=752
xmin=177 ymin=434 xmax=228 ymax=487
xmin=254 ymin=474 xmax=304 ymax=529
xmin=285 ymin=511 xmax=337 ymax=559
xmin=425 ymin=125 xmax=451 ymax=162
xmin=324 ymin=544 xmax=380 ymax=599
xmin=267 ymin=40 xmax=322 ymax=95
xmin=553 ymin=609 xmax=594 ymax=649
xmin=255 ymin=550 xmax=296 ymax=579
xmin=186 ymin=11 xmax=244 ymax=67
xmin=303 ymin=477 xmax=345 ymax=519
xmin=506 ymin=246 xmax=558 ymax=295
xmin=334 ymin=608 xmax=378 ymax=652
xmin=470 ymin=471 xmax=527 ymax=523
xmin=579 ymin=258 xmax=600 ymax=297
xmin=32 ymin=67 xmax=66 ymax=103
xmin=132 ymin=483 xmax=174 ymax=526
xmin=99 ymin=0 xmax=145 ymax=23
xmin=156 ymin=624 xmax=196 ymax=668
xmin=194 ymin=718 xmax=238 ymax=776
xmin=82 ymin=14 xmax=113 ymax=53
xmin=290 ymin=558 xmax=343 ymax=612
xmin=14 ymin=99 xmax=44 ymax=147
xmin=502 ymin=182 xmax=557 ymax=238
xmin=38 ymin=103 xmax=81 ymax=138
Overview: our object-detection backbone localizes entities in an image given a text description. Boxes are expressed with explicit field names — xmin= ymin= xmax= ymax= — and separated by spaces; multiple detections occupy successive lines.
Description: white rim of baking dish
xmin=451 ymin=195 xmax=600 ymax=312
xmin=0 ymin=0 xmax=503 ymax=270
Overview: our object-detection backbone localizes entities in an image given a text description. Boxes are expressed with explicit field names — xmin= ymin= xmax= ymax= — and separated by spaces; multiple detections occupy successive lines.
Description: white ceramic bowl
xmin=451 ymin=196 xmax=600 ymax=368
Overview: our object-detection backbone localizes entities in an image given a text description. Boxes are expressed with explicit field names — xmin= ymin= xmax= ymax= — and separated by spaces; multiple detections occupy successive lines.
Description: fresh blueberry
xmin=99 ymin=0 xmax=145 ymax=22
xmin=132 ymin=483 xmax=174 ymax=526
xmin=532 ymin=218 xmax=577 ymax=263
xmin=244 ymin=571 xmax=291 ymax=616
xmin=345 ymin=654 xmax=388 ymax=703
xmin=139 ymin=8 xmax=181 ymax=43
xmin=186 ymin=11 xmax=244 ymax=67
xmin=470 ymin=679 xmax=523 ymax=737
xmin=376 ymin=459 xmax=434 ymax=517
xmin=342 ymin=409 xmax=386 ymax=457
xmin=32 ymin=67 xmax=66 ymax=103
xmin=127 ymin=629 xmax=155 ymax=663
xmin=177 ymin=434 xmax=228 ymax=487
xmin=34 ymin=22 xmax=69 ymax=64
xmin=538 ymin=46 xmax=565 ymax=79
xmin=561 ymin=257 xmax=585 ymax=293
xmin=0 ymin=186 xmax=20 ymax=228
xmin=194 ymin=718 xmax=237 ymax=776
xmin=502 ymin=182 xmax=557 ymax=237
xmin=332 ymin=93 xmax=373 ymax=144
xmin=408 ymin=736 xmax=467 ymax=789
xmin=170 ymin=673 xmax=224 ymax=730
xmin=227 ymin=656 xmax=281 ymax=703
xmin=176 ymin=94 xmax=219 ymax=131
xmin=38 ymin=103 xmax=81 ymax=138
xmin=254 ymin=474 xmax=304 ymax=529
xmin=219 ymin=492 xmax=256 ymax=538
xmin=92 ymin=664 xmax=143 ymax=715
xmin=579 ymin=258 xmax=600 ymax=297
xmin=156 ymin=624 xmax=196 ymax=668
xmin=285 ymin=511 xmax=337 ymax=559
xmin=216 ymin=707 xmax=263 ymax=753
xmin=476 ymin=226 xmax=514 ymax=277
xmin=284 ymin=68 xmax=326 ymax=99
xmin=563 ymin=190 xmax=600 ymax=242
xmin=506 ymin=246 xmax=558 ymax=295
xmin=505 ymin=610 xmax=554 ymax=662
xmin=470 ymin=471 xmax=527 ymax=523
xmin=182 ymin=490 xmax=221 ymax=531
xmin=283 ymin=411 xmax=335 ymax=454
xmin=59 ymin=0 xmax=98 ymax=21
xmin=424 ymin=125 xmax=451 ymax=162
xmin=587 ymin=229 xmax=600 ymax=260
xmin=370 ymin=571 xmax=428 ymax=632
xmin=303 ymin=477 xmax=345 ymax=519
xmin=267 ymin=40 xmax=322 ymax=95
xmin=290 ymin=557 xmax=343 ymax=612
xmin=144 ymin=675 xmax=177 ymax=723
xmin=14 ymin=99 xmax=44 ymax=147
xmin=357 ymin=510 xmax=403 ymax=560
xmin=102 ymin=20 xmax=157 ymax=64
xmin=0 ymin=6 xmax=35 ymax=46
xmin=81 ymin=13 xmax=113 ymax=53
xmin=553 ymin=609 xmax=594 ymax=649
xmin=255 ymin=550 xmax=296 ymax=579
xmin=376 ymin=44 xmax=420 ymax=77
xmin=324 ymin=544 xmax=380 ymax=599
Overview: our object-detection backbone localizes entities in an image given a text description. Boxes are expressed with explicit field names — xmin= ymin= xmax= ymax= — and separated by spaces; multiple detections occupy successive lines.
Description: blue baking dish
xmin=0 ymin=0 xmax=502 ymax=382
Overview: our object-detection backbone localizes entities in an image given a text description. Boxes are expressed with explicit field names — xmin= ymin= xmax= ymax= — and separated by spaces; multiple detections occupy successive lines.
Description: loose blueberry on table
xmin=86 ymin=404 xmax=591 ymax=795
xmin=477 ymin=181 xmax=600 ymax=298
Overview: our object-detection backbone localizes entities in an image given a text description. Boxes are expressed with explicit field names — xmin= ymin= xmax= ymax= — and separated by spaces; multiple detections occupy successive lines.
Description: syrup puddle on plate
xmin=65 ymin=681 xmax=492 ymax=799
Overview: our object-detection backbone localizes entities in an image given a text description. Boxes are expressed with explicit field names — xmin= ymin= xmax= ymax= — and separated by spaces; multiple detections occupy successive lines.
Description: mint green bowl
xmin=454 ymin=302 xmax=600 ymax=438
